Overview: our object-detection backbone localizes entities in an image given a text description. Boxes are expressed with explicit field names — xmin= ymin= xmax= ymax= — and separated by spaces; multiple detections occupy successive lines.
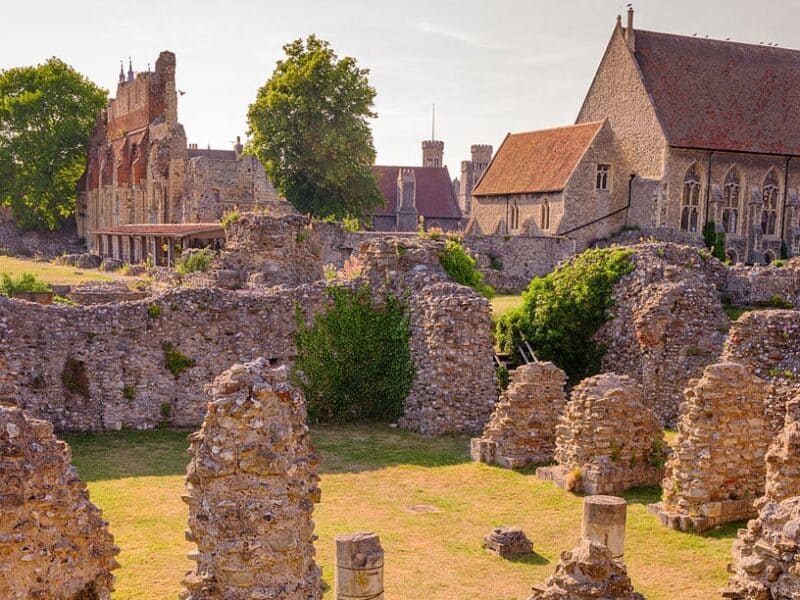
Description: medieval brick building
xmin=76 ymin=51 xmax=282 ymax=263
xmin=369 ymin=140 xmax=464 ymax=232
xmin=470 ymin=8 xmax=800 ymax=261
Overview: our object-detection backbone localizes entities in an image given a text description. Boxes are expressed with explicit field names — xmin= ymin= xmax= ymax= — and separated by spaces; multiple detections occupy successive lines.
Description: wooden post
xmin=335 ymin=532 xmax=384 ymax=600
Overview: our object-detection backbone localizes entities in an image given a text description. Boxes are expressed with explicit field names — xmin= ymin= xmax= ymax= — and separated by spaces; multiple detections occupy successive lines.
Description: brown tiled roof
xmin=370 ymin=166 xmax=461 ymax=219
xmin=94 ymin=223 xmax=224 ymax=237
xmin=633 ymin=29 xmax=800 ymax=155
xmin=472 ymin=122 xmax=603 ymax=196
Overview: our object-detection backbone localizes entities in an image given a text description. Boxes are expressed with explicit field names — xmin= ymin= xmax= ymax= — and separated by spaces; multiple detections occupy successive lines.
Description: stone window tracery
xmin=761 ymin=169 xmax=780 ymax=236
xmin=510 ymin=200 xmax=520 ymax=231
xmin=680 ymin=164 xmax=701 ymax=232
xmin=540 ymin=199 xmax=550 ymax=231
xmin=722 ymin=167 xmax=741 ymax=234
xmin=596 ymin=165 xmax=610 ymax=191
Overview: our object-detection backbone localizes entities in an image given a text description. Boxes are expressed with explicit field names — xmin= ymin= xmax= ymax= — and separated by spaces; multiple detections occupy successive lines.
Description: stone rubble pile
xmin=650 ymin=362 xmax=772 ymax=532
xmin=482 ymin=527 xmax=534 ymax=558
xmin=758 ymin=396 xmax=800 ymax=509
xmin=471 ymin=361 xmax=567 ymax=467
xmin=724 ymin=496 xmax=800 ymax=600
xmin=180 ymin=359 xmax=322 ymax=600
xmin=527 ymin=538 xmax=645 ymax=600
xmin=0 ymin=404 xmax=119 ymax=599
xmin=537 ymin=372 xmax=667 ymax=494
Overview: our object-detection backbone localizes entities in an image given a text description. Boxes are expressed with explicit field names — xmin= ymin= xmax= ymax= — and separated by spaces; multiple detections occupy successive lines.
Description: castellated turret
xmin=459 ymin=144 xmax=493 ymax=215
xmin=422 ymin=140 xmax=444 ymax=168
xmin=396 ymin=168 xmax=418 ymax=231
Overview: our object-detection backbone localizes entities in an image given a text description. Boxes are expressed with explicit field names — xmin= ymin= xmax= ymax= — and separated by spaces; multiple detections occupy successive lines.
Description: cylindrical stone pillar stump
xmin=335 ymin=532 xmax=384 ymax=600
xmin=581 ymin=495 xmax=627 ymax=559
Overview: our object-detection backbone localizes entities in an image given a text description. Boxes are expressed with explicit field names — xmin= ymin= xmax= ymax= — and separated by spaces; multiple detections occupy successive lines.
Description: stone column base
xmin=647 ymin=500 xmax=756 ymax=533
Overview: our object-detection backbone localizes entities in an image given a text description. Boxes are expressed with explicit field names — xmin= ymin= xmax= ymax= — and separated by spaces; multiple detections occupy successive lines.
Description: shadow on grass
xmin=621 ymin=486 xmax=662 ymax=506
xmin=700 ymin=520 xmax=745 ymax=540
xmin=64 ymin=423 xmax=472 ymax=481
xmin=505 ymin=552 xmax=550 ymax=566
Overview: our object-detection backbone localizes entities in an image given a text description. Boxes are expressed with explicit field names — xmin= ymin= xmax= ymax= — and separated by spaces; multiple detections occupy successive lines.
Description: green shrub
xmin=160 ymin=402 xmax=172 ymax=420
xmin=438 ymin=239 xmax=494 ymax=298
xmin=292 ymin=285 xmax=414 ymax=422
xmin=768 ymin=294 xmax=793 ymax=309
xmin=122 ymin=384 xmax=136 ymax=401
xmin=773 ymin=259 xmax=786 ymax=268
xmin=162 ymin=342 xmax=195 ymax=377
xmin=495 ymin=247 xmax=634 ymax=382
xmin=147 ymin=303 xmax=162 ymax=318
xmin=53 ymin=294 xmax=78 ymax=306
xmin=342 ymin=215 xmax=361 ymax=232
xmin=0 ymin=272 xmax=51 ymax=296
xmin=221 ymin=210 xmax=240 ymax=229
xmin=175 ymin=248 xmax=214 ymax=276
xmin=495 ymin=365 xmax=509 ymax=394
xmin=701 ymin=221 xmax=726 ymax=261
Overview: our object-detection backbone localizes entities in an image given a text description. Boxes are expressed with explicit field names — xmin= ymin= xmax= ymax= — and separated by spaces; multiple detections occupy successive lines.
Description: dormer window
xmin=596 ymin=165 xmax=610 ymax=190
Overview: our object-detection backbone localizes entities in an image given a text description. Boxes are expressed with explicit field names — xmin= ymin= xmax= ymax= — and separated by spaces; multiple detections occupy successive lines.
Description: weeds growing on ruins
xmin=496 ymin=247 xmax=634 ymax=381
xmin=0 ymin=271 xmax=51 ymax=295
xmin=293 ymin=285 xmax=414 ymax=422
xmin=438 ymin=238 xmax=494 ymax=298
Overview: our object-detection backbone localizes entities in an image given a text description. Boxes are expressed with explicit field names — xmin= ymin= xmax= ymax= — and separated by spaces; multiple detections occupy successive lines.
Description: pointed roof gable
xmin=370 ymin=166 xmax=461 ymax=219
xmin=473 ymin=121 xmax=604 ymax=196
xmin=632 ymin=29 xmax=800 ymax=155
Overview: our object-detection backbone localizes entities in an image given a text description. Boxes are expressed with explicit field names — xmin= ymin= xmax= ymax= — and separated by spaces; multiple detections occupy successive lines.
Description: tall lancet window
xmin=761 ymin=168 xmax=780 ymax=235
xmin=680 ymin=163 xmax=702 ymax=232
xmin=721 ymin=167 xmax=741 ymax=234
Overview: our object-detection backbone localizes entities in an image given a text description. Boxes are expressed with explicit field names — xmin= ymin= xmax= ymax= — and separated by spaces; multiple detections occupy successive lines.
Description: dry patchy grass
xmin=490 ymin=294 xmax=523 ymax=316
xmin=0 ymin=255 xmax=119 ymax=286
xmin=66 ymin=425 xmax=737 ymax=600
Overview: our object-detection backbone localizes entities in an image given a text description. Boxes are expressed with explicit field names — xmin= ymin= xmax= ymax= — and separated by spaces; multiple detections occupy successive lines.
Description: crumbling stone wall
xmin=527 ymin=538 xmax=645 ymax=600
xmin=651 ymin=362 xmax=772 ymax=532
xmin=722 ymin=309 xmax=800 ymax=433
xmin=181 ymin=359 xmax=321 ymax=600
xmin=0 ymin=404 xmax=119 ymax=599
xmin=399 ymin=271 xmax=497 ymax=435
xmin=537 ymin=372 xmax=666 ymax=495
xmin=471 ymin=361 xmax=567 ymax=468
xmin=0 ymin=209 xmax=83 ymax=257
xmin=725 ymin=260 xmax=800 ymax=308
xmin=759 ymin=396 xmax=800 ymax=509
xmin=597 ymin=243 xmax=729 ymax=425
xmin=724 ymin=496 xmax=800 ymax=600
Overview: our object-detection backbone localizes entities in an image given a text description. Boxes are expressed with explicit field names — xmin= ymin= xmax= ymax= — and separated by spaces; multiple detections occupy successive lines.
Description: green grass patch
xmin=65 ymin=424 xmax=735 ymax=600
xmin=0 ymin=255 xmax=115 ymax=286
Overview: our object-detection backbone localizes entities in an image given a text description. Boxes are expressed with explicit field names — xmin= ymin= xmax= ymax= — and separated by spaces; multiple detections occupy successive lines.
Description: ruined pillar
xmin=335 ymin=532 xmax=384 ymax=600
xmin=581 ymin=495 xmax=627 ymax=559
xmin=181 ymin=359 xmax=322 ymax=600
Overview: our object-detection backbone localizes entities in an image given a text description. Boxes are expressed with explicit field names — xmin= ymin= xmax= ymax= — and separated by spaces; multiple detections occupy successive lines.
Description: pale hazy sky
xmin=3 ymin=0 xmax=800 ymax=175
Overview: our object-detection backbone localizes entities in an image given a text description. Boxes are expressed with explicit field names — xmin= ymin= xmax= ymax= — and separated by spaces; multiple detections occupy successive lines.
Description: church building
xmin=470 ymin=8 xmax=800 ymax=262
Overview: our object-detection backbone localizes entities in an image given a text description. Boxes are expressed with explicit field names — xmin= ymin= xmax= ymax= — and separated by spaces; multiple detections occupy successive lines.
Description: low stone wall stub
xmin=650 ymin=362 xmax=772 ymax=533
xmin=471 ymin=361 xmax=567 ymax=468
xmin=181 ymin=359 xmax=322 ymax=600
xmin=0 ymin=404 xmax=119 ymax=599
xmin=536 ymin=372 xmax=667 ymax=495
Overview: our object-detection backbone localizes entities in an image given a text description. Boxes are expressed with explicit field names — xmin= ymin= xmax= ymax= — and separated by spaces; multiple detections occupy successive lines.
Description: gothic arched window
xmin=721 ymin=167 xmax=741 ymax=234
xmin=680 ymin=164 xmax=702 ymax=232
xmin=510 ymin=200 xmax=519 ymax=230
xmin=761 ymin=169 xmax=780 ymax=235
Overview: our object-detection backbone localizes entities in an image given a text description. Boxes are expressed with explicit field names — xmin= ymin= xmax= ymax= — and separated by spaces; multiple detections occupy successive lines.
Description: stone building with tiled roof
xmin=470 ymin=8 xmax=800 ymax=261
xmin=368 ymin=140 xmax=464 ymax=232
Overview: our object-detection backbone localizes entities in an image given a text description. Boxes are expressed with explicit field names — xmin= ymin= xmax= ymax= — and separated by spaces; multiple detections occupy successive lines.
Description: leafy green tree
xmin=247 ymin=35 xmax=384 ymax=219
xmin=0 ymin=58 xmax=106 ymax=230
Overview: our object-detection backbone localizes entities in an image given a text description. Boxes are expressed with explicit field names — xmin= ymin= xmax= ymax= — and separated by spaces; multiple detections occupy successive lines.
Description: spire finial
xmin=127 ymin=56 xmax=134 ymax=82
xmin=119 ymin=60 xmax=125 ymax=83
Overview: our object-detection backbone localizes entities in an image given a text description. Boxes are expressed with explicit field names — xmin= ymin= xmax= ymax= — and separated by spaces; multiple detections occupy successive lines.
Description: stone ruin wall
xmin=597 ymin=243 xmax=729 ymax=425
xmin=651 ymin=362 xmax=772 ymax=532
xmin=471 ymin=361 xmax=567 ymax=468
xmin=0 ymin=404 xmax=119 ymax=599
xmin=722 ymin=309 xmax=800 ymax=433
xmin=725 ymin=496 xmax=800 ymax=600
xmin=760 ymin=396 xmax=800 ymax=509
xmin=537 ymin=372 xmax=667 ymax=495
xmin=1 ymin=262 xmax=496 ymax=437
xmin=181 ymin=359 xmax=321 ymax=600
xmin=724 ymin=259 xmax=800 ymax=308
xmin=0 ymin=208 xmax=83 ymax=258
xmin=527 ymin=538 xmax=645 ymax=600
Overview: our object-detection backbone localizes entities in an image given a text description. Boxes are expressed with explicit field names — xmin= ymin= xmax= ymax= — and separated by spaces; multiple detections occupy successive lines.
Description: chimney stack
xmin=625 ymin=5 xmax=636 ymax=50
xmin=234 ymin=135 xmax=243 ymax=158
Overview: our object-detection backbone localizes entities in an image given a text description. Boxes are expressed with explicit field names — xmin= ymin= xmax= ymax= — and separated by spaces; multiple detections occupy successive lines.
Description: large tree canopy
xmin=247 ymin=35 xmax=384 ymax=219
xmin=0 ymin=58 xmax=106 ymax=231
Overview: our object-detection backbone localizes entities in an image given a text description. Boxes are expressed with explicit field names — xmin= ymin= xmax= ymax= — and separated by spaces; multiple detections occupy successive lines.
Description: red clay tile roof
xmin=633 ymin=29 xmax=800 ymax=155
xmin=370 ymin=166 xmax=461 ymax=219
xmin=94 ymin=223 xmax=224 ymax=237
xmin=472 ymin=122 xmax=603 ymax=196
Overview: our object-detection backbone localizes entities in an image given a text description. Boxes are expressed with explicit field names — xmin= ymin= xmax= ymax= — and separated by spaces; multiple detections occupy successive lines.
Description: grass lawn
xmin=0 ymin=255 xmax=118 ymax=286
xmin=66 ymin=425 xmax=737 ymax=600
xmin=491 ymin=294 xmax=523 ymax=316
